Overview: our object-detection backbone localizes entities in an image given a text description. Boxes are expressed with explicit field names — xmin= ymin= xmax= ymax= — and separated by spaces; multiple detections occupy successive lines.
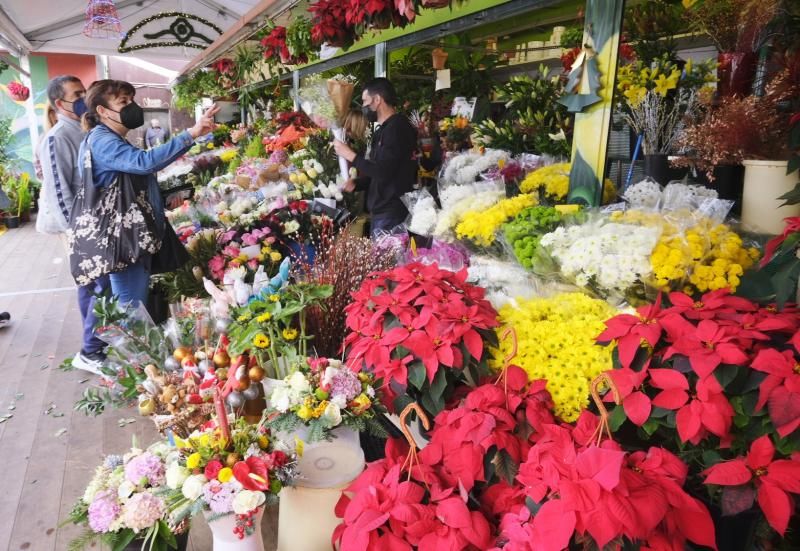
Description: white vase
xmin=742 ymin=160 xmax=800 ymax=235
xmin=277 ymin=484 xmax=349 ymax=551
xmin=204 ymin=506 xmax=265 ymax=551
xmin=282 ymin=425 xmax=364 ymax=489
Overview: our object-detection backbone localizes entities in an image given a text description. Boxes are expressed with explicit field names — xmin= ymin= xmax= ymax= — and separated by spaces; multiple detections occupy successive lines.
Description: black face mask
xmin=107 ymin=102 xmax=145 ymax=129
xmin=362 ymin=105 xmax=378 ymax=123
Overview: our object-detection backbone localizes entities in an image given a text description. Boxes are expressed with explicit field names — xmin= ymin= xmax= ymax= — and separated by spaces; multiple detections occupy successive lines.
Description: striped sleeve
xmin=47 ymin=135 xmax=70 ymax=221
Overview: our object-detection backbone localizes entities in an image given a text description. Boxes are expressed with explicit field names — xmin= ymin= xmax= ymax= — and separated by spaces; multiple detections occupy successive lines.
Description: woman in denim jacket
xmin=78 ymin=80 xmax=218 ymax=305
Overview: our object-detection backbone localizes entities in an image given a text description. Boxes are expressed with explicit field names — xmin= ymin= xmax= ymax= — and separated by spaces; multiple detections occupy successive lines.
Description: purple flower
xmin=122 ymin=492 xmax=166 ymax=532
xmin=88 ymin=490 xmax=121 ymax=533
xmin=329 ymin=368 xmax=362 ymax=402
xmin=269 ymin=149 xmax=288 ymax=164
xmin=124 ymin=452 xmax=165 ymax=487
xmin=202 ymin=480 xmax=240 ymax=514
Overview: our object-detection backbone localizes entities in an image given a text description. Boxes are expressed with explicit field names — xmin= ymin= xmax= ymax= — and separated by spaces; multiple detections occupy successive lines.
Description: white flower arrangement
xmin=433 ymin=189 xmax=505 ymax=240
xmin=540 ymin=219 xmax=660 ymax=298
xmin=623 ymin=179 xmax=663 ymax=210
xmin=467 ymin=255 xmax=541 ymax=308
xmin=440 ymin=149 xmax=510 ymax=188
xmin=403 ymin=189 xmax=438 ymax=236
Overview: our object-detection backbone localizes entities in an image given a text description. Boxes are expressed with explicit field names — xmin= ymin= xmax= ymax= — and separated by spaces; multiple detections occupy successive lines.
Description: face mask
xmin=63 ymin=97 xmax=87 ymax=117
xmin=362 ymin=103 xmax=378 ymax=123
xmin=106 ymin=102 xmax=145 ymax=129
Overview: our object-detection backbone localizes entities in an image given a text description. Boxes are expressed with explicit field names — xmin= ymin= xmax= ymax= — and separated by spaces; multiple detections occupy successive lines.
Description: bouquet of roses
xmin=265 ymin=357 xmax=386 ymax=442
xmin=66 ymin=442 xmax=185 ymax=551
xmin=167 ymin=416 xmax=297 ymax=540
xmin=207 ymin=224 xmax=285 ymax=287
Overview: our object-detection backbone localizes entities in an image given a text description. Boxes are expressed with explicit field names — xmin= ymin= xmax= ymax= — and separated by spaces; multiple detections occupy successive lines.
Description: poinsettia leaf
xmin=623 ymin=391 xmax=652 ymax=426
xmin=530 ymin=500 xmax=576 ymax=551
xmin=429 ymin=369 xmax=447 ymax=403
xmin=746 ymin=435 xmax=775 ymax=470
xmin=703 ymin=458 xmax=751 ymax=486
xmin=713 ymin=364 xmax=740 ymax=390
xmin=492 ymin=449 xmax=519 ymax=486
xmin=767 ymin=386 xmax=800 ymax=437
xmin=757 ymin=481 xmax=792 ymax=536
xmin=641 ymin=418 xmax=659 ymax=436
xmin=484 ymin=444 xmax=497 ymax=482
xmin=721 ymin=484 xmax=756 ymax=516
xmin=462 ymin=329 xmax=484 ymax=361
xmin=408 ymin=362 xmax=427 ymax=391
xmin=608 ymin=404 xmax=627 ymax=432
xmin=525 ymin=496 xmax=542 ymax=516
xmin=673 ymin=497 xmax=718 ymax=550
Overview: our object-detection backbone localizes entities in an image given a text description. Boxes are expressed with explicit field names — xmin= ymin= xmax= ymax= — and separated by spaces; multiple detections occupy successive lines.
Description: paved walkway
xmin=0 ymin=221 xmax=277 ymax=550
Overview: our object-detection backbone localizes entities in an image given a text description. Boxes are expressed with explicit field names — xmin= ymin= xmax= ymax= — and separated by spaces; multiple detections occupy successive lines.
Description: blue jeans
xmin=77 ymin=275 xmax=109 ymax=355
xmin=109 ymin=259 xmax=150 ymax=307
xmin=371 ymin=211 xmax=407 ymax=238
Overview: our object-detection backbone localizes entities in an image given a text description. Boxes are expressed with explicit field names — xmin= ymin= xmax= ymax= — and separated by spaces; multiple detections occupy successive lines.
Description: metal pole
xmin=375 ymin=42 xmax=387 ymax=78
xmin=19 ymin=54 xmax=39 ymax=163
xmin=292 ymin=70 xmax=300 ymax=111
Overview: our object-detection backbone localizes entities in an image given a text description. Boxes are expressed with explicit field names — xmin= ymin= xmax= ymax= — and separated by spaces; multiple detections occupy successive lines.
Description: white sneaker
xmin=72 ymin=352 xmax=104 ymax=375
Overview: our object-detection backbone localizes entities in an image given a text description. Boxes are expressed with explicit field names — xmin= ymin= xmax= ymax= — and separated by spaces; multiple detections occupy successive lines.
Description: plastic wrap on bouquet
xmin=204 ymin=506 xmax=265 ymax=551
xmin=280 ymin=425 xmax=364 ymax=489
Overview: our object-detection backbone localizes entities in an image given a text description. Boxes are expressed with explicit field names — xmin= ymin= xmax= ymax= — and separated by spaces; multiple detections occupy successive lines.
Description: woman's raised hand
xmin=189 ymin=104 xmax=221 ymax=139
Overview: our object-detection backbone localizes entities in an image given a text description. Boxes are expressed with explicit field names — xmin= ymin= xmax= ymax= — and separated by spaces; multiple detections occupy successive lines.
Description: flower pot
xmin=432 ymin=48 xmax=449 ymax=70
xmin=717 ymin=52 xmax=757 ymax=97
xmin=708 ymin=164 xmax=745 ymax=217
xmin=124 ymin=531 xmax=189 ymax=550
xmin=4 ymin=215 xmax=20 ymax=229
xmin=277 ymin=484 xmax=349 ymax=551
xmin=643 ymin=154 xmax=684 ymax=186
xmin=279 ymin=425 xmax=364 ymax=489
xmin=204 ymin=506 xmax=265 ymax=551
xmin=742 ymin=160 xmax=800 ymax=235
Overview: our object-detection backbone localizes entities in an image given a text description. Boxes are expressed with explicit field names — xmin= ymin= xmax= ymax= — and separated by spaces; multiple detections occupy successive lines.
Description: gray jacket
xmin=36 ymin=114 xmax=83 ymax=234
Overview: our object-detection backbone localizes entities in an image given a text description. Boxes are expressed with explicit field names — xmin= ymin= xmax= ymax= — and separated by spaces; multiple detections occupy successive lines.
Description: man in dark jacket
xmin=334 ymin=78 xmax=417 ymax=237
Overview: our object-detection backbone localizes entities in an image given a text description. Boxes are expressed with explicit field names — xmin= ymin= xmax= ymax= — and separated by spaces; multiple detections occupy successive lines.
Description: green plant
xmin=559 ymin=26 xmax=584 ymax=48
xmin=172 ymin=70 xmax=226 ymax=111
xmin=286 ymin=17 xmax=315 ymax=61
xmin=0 ymin=117 xmax=13 ymax=166
xmin=243 ymin=136 xmax=265 ymax=158
xmin=624 ymin=0 xmax=684 ymax=61
xmin=1 ymin=170 xmax=33 ymax=216
xmin=475 ymin=68 xmax=573 ymax=156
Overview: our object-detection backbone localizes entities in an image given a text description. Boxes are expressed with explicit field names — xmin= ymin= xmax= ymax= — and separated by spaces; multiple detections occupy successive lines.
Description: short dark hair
xmin=47 ymin=75 xmax=82 ymax=108
xmin=83 ymin=79 xmax=136 ymax=130
xmin=363 ymin=78 xmax=398 ymax=107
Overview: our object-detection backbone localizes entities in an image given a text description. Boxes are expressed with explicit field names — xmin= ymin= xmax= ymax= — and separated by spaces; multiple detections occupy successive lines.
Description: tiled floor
xmin=0 ymin=221 xmax=278 ymax=550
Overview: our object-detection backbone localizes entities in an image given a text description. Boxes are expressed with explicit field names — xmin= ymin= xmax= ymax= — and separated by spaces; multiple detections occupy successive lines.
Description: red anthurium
xmin=704 ymin=435 xmax=800 ymax=535
xmin=597 ymin=294 xmax=664 ymax=369
xmin=665 ymin=319 xmax=748 ymax=379
xmin=232 ymin=456 xmax=270 ymax=491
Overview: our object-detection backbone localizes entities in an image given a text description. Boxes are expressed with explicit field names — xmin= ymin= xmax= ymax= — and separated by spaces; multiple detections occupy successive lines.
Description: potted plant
xmin=684 ymin=0 xmax=778 ymax=97
xmin=431 ymin=47 xmax=448 ymax=70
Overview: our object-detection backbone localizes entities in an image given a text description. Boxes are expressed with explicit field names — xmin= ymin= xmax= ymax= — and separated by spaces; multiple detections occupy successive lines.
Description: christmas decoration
xmin=83 ymin=0 xmax=123 ymax=39
xmin=118 ymin=12 xmax=223 ymax=53
xmin=6 ymin=81 xmax=30 ymax=102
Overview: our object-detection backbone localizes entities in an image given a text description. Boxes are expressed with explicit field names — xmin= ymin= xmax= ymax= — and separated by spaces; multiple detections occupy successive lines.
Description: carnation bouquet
xmin=343 ymin=262 xmax=500 ymax=416
xmin=66 ymin=442 xmax=186 ymax=551
xmin=265 ymin=357 xmax=386 ymax=442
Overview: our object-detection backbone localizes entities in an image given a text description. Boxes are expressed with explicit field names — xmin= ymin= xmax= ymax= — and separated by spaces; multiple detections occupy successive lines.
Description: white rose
xmin=232 ymin=490 xmax=266 ymax=515
xmin=166 ymin=462 xmax=189 ymax=490
xmin=182 ymin=474 xmax=207 ymax=501
xmin=269 ymin=384 xmax=292 ymax=412
xmin=118 ymin=480 xmax=135 ymax=501
xmin=321 ymin=402 xmax=342 ymax=429
xmin=288 ymin=371 xmax=311 ymax=394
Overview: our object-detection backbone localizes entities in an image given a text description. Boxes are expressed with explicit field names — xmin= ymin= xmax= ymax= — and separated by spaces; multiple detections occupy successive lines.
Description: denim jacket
xmin=77 ymin=124 xmax=194 ymax=230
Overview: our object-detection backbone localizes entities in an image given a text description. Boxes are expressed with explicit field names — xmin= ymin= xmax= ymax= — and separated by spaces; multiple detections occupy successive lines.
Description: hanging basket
xmin=7 ymin=81 xmax=29 ymax=102
xmin=432 ymin=48 xmax=449 ymax=70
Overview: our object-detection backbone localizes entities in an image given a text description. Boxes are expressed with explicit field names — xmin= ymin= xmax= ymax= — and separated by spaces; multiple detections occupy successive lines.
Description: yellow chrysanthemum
xmin=456 ymin=193 xmax=538 ymax=246
xmin=253 ymin=334 xmax=270 ymax=348
xmin=257 ymin=312 xmax=272 ymax=323
xmin=282 ymin=328 xmax=298 ymax=340
xmin=491 ymin=293 xmax=615 ymax=422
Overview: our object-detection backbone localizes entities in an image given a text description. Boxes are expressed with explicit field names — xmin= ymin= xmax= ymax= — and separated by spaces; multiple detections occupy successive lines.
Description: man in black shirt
xmin=334 ymin=78 xmax=418 ymax=238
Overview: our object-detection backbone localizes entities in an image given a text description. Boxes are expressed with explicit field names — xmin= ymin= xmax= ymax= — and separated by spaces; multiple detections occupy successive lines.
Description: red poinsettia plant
xmin=597 ymin=289 xmax=800 ymax=545
xmin=7 ymin=81 xmax=29 ymax=102
xmin=308 ymin=0 xmax=360 ymax=50
xmin=335 ymin=364 xmax=718 ymax=550
xmin=261 ymin=25 xmax=308 ymax=65
xmin=343 ymin=262 xmax=499 ymax=416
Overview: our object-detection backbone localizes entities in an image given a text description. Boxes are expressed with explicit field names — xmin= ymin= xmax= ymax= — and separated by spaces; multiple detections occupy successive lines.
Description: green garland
xmin=118 ymin=12 xmax=223 ymax=53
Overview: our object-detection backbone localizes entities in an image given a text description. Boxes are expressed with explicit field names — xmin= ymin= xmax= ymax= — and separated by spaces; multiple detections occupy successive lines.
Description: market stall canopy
xmin=0 ymin=0 xmax=270 ymax=64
